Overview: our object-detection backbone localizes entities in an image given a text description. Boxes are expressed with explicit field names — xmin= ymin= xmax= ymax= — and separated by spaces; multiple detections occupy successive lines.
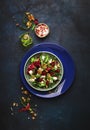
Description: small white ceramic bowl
xmin=34 ymin=23 xmax=50 ymax=38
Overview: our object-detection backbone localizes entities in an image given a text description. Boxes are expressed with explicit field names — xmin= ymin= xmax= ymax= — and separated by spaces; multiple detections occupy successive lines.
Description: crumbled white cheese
xmin=28 ymin=78 xmax=35 ymax=82
xmin=53 ymin=77 xmax=58 ymax=81
xmin=48 ymin=59 xmax=52 ymax=63
xmin=41 ymin=55 xmax=45 ymax=60
xmin=41 ymin=75 xmax=46 ymax=78
xmin=28 ymin=70 xmax=33 ymax=75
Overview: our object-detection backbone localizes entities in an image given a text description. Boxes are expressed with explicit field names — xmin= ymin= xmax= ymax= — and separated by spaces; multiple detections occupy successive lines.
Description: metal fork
xmin=36 ymin=80 xmax=66 ymax=98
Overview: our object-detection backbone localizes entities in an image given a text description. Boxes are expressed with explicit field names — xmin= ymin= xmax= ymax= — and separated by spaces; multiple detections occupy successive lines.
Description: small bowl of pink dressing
xmin=34 ymin=23 xmax=50 ymax=38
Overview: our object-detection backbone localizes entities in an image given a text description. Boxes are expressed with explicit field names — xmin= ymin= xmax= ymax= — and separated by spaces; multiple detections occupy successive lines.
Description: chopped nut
xmin=28 ymin=117 xmax=30 ymax=120
xmin=29 ymin=94 xmax=32 ymax=97
xmin=16 ymin=103 xmax=18 ymax=107
xmin=16 ymin=23 xmax=19 ymax=26
xmin=37 ymin=68 xmax=43 ymax=74
xmin=26 ymin=21 xmax=32 ymax=28
xmin=30 ymin=14 xmax=35 ymax=21
xmin=27 ymin=14 xmax=32 ymax=21
xmin=13 ymin=102 xmax=16 ymax=107
xmin=31 ymin=111 xmax=34 ymax=114
xmin=22 ymin=90 xmax=29 ymax=95
xmin=25 ymin=12 xmax=30 ymax=15
xmin=32 ymin=116 xmax=35 ymax=120
xmin=21 ymin=87 xmax=24 ymax=90
xmin=27 ymin=97 xmax=30 ymax=101
xmin=27 ymin=14 xmax=35 ymax=21
xmin=34 ymin=113 xmax=37 ymax=117
xmin=21 ymin=97 xmax=26 ymax=102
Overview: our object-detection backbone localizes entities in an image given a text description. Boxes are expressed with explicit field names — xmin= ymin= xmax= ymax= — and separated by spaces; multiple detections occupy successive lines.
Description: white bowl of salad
xmin=24 ymin=51 xmax=64 ymax=91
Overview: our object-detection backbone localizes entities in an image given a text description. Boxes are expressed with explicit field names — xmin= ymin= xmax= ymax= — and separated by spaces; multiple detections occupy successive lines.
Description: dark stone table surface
xmin=0 ymin=0 xmax=90 ymax=130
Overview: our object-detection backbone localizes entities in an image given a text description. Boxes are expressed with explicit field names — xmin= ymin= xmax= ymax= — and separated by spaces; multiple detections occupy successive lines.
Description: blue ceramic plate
xmin=20 ymin=42 xmax=75 ymax=98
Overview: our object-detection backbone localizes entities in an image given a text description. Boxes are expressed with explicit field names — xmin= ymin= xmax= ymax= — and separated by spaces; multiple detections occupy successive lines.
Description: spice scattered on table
xmin=12 ymin=11 xmax=50 ymax=47
xmin=10 ymin=86 xmax=38 ymax=120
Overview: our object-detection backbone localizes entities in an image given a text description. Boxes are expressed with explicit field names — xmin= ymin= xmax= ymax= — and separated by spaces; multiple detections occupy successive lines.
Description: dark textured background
xmin=0 ymin=0 xmax=90 ymax=130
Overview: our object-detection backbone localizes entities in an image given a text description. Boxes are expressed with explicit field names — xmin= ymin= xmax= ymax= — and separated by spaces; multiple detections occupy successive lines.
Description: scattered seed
xmin=16 ymin=23 xmax=19 ymax=26
xmin=27 ymin=97 xmax=30 ymax=101
xmin=16 ymin=103 xmax=19 ymax=107
xmin=30 ymin=111 xmax=34 ymax=114
xmin=13 ymin=102 xmax=16 ymax=107
xmin=34 ymin=113 xmax=37 ymax=117
xmin=22 ymin=96 xmax=25 ymax=100
xmin=21 ymin=87 xmax=24 ymax=90
xmin=22 ymin=97 xmax=26 ymax=102
xmin=22 ymin=90 xmax=28 ymax=95
xmin=25 ymin=12 xmax=30 ymax=15
xmin=32 ymin=116 xmax=35 ymax=120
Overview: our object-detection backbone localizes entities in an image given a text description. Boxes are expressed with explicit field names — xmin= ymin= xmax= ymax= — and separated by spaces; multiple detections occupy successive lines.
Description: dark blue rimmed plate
xmin=20 ymin=42 xmax=75 ymax=98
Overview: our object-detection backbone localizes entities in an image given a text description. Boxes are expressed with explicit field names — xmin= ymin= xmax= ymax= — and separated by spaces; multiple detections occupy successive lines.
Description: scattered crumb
xmin=21 ymin=96 xmax=26 ymax=102
xmin=12 ymin=102 xmax=18 ymax=107
xmin=10 ymin=86 xmax=38 ymax=120
xmin=16 ymin=103 xmax=19 ymax=107
xmin=22 ymin=90 xmax=29 ymax=95
xmin=27 ymin=97 xmax=30 ymax=101
xmin=30 ymin=111 xmax=34 ymax=114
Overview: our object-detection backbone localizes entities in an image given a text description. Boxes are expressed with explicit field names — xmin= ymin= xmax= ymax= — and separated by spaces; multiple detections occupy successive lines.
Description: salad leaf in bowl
xmin=24 ymin=51 xmax=64 ymax=91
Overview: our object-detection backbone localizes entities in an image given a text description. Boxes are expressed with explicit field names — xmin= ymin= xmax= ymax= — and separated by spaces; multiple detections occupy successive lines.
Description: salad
xmin=24 ymin=52 xmax=63 ymax=91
